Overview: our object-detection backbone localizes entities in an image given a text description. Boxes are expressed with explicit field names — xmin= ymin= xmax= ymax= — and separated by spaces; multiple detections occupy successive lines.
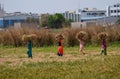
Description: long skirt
xmin=58 ymin=46 xmax=63 ymax=56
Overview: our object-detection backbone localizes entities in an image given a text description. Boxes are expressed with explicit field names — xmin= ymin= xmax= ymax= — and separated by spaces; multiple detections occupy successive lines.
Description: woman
xmin=78 ymin=39 xmax=85 ymax=55
xmin=58 ymin=38 xmax=63 ymax=56
xmin=56 ymin=34 xmax=64 ymax=56
xmin=76 ymin=31 xmax=87 ymax=55
xmin=27 ymin=40 xmax=32 ymax=58
xmin=98 ymin=32 xmax=107 ymax=55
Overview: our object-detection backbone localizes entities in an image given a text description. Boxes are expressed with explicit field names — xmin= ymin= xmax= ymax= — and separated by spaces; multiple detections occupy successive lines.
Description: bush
xmin=0 ymin=25 xmax=120 ymax=47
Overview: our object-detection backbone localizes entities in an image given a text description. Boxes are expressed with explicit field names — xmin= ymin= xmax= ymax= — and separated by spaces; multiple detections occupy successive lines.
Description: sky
xmin=0 ymin=0 xmax=119 ymax=14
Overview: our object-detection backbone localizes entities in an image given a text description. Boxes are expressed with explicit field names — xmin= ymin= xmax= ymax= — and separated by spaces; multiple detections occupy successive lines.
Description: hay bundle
xmin=28 ymin=34 xmax=37 ymax=40
xmin=98 ymin=32 xmax=107 ymax=40
xmin=22 ymin=34 xmax=29 ymax=42
xmin=76 ymin=31 xmax=87 ymax=41
xmin=22 ymin=34 xmax=37 ymax=42
xmin=55 ymin=34 xmax=64 ymax=41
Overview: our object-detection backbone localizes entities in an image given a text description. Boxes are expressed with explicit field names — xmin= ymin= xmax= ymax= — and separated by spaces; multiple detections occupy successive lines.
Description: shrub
xmin=0 ymin=25 xmax=120 ymax=47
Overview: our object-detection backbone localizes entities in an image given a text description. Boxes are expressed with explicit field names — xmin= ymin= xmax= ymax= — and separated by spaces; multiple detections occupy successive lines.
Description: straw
xmin=98 ymin=32 xmax=107 ymax=40
xmin=55 ymin=34 xmax=64 ymax=40
xmin=22 ymin=34 xmax=37 ymax=41
xmin=76 ymin=31 xmax=87 ymax=41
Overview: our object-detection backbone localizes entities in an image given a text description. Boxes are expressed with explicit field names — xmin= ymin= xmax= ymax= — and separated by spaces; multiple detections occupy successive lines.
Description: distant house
xmin=107 ymin=3 xmax=120 ymax=17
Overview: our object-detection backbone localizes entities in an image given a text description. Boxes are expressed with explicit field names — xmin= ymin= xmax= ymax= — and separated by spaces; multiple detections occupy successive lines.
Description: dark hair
xmin=58 ymin=41 xmax=62 ymax=46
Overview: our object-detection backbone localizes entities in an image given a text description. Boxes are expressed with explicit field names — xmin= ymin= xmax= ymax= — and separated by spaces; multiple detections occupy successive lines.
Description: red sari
xmin=58 ymin=39 xmax=63 ymax=56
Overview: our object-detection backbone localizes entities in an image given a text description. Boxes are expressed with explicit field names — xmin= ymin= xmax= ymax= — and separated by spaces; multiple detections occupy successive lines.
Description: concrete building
xmin=78 ymin=8 xmax=106 ymax=22
xmin=107 ymin=3 xmax=120 ymax=17
xmin=62 ymin=11 xmax=81 ymax=22
xmin=70 ymin=7 xmax=119 ymax=27
xmin=62 ymin=8 xmax=106 ymax=22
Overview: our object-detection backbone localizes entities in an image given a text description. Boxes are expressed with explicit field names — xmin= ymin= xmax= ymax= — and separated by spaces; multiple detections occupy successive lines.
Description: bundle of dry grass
xmin=22 ymin=34 xmax=37 ymax=42
xmin=55 ymin=34 xmax=64 ymax=41
xmin=98 ymin=32 xmax=107 ymax=40
xmin=28 ymin=34 xmax=37 ymax=40
xmin=76 ymin=31 xmax=87 ymax=41
xmin=22 ymin=35 xmax=27 ymax=42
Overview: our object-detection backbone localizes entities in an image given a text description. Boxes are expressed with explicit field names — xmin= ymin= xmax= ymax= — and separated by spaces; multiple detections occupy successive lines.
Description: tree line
xmin=25 ymin=13 xmax=72 ymax=29
xmin=40 ymin=13 xmax=71 ymax=28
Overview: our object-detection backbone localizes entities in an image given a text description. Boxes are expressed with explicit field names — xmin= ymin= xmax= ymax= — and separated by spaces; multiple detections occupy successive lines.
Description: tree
xmin=48 ymin=13 xmax=65 ymax=28
xmin=47 ymin=15 xmax=55 ymax=28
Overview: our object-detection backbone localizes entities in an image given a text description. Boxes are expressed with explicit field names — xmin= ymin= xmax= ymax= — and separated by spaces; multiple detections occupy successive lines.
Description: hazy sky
xmin=0 ymin=0 xmax=119 ymax=14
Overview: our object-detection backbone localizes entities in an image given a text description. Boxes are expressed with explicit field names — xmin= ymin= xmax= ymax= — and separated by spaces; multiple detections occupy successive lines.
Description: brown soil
xmin=0 ymin=51 xmax=120 ymax=66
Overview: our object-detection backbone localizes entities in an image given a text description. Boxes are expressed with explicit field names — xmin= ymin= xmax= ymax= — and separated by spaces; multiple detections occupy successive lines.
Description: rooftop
xmin=79 ymin=8 xmax=106 ymax=12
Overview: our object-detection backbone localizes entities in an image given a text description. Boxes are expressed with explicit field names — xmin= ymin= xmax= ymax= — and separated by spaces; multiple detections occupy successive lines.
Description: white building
xmin=107 ymin=3 xmax=120 ymax=17
xmin=70 ymin=7 xmax=119 ymax=27
xmin=62 ymin=8 xmax=106 ymax=22
xmin=62 ymin=6 xmax=119 ymax=27
xmin=62 ymin=11 xmax=81 ymax=22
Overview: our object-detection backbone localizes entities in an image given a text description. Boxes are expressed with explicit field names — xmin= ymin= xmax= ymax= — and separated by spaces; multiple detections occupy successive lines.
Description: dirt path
xmin=0 ymin=51 xmax=120 ymax=66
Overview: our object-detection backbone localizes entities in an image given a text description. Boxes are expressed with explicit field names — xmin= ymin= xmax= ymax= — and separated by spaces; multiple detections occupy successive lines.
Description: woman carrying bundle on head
xmin=98 ymin=32 xmax=107 ymax=55
xmin=22 ymin=34 xmax=37 ymax=58
xmin=55 ymin=34 xmax=64 ymax=56
xmin=76 ymin=31 xmax=87 ymax=55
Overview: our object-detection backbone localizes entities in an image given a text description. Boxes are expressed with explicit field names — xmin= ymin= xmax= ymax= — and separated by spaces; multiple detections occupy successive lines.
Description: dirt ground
xmin=0 ymin=51 xmax=120 ymax=66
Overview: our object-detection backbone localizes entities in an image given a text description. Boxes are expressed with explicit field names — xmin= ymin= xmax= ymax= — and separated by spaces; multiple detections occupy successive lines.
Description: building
xmin=71 ymin=21 xmax=97 ymax=28
xmin=0 ymin=12 xmax=39 ymax=28
xmin=107 ymin=3 xmax=120 ymax=17
xmin=78 ymin=8 xmax=106 ymax=22
xmin=62 ymin=8 xmax=106 ymax=22
xmin=0 ymin=3 xmax=39 ymax=28
xmin=95 ymin=16 xmax=118 ymax=25
xmin=62 ymin=11 xmax=81 ymax=22
xmin=70 ymin=7 xmax=119 ymax=27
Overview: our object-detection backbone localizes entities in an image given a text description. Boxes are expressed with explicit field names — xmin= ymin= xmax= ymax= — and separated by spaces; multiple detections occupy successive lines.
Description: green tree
xmin=48 ymin=13 xmax=65 ymax=28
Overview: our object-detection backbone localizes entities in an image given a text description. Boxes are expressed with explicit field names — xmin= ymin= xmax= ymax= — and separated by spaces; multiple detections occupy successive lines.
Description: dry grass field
xmin=0 ymin=45 xmax=120 ymax=79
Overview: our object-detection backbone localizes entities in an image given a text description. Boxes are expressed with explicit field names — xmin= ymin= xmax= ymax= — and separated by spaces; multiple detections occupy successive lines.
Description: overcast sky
xmin=0 ymin=0 xmax=119 ymax=14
